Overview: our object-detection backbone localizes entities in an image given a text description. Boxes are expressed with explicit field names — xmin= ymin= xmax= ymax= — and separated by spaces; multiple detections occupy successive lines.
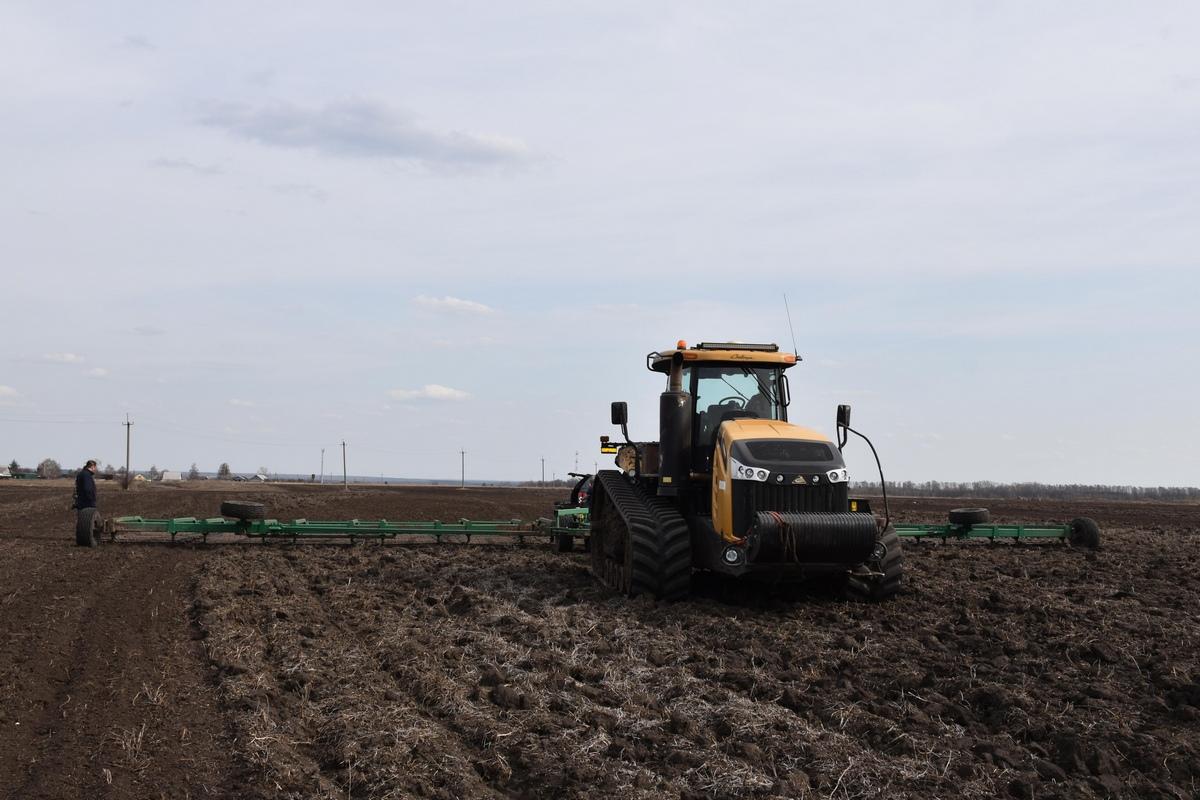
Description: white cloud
xmin=228 ymin=398 xmax=256 ymax=407
xmin=43 ymin=353 xmax=84 ymax=364
xmin=415 ymin=295 xmax=495 ymax=315
xmin=85 ymin=367 xmax=109 ymax=378
xmin=387 ymin=384 xmax=469 ymax=402
xmin=150 ymin=157 xmax=223 ymax=176
xmin=201 ymin=100 xmax=531 ymax=167
xmin=0 ymin=385 xmax=19 ymax=403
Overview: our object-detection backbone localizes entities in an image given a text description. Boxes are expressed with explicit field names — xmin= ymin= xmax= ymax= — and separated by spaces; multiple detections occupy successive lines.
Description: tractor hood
xmin=719 ymin=419 xmax=848 ymax=487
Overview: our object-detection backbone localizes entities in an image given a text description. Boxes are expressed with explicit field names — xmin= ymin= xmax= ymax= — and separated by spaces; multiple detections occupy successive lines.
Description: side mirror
xmin=611 ymin=401 xmax=628 ymax=426
xmin=836 ymin=404 xmax=851 ymax=429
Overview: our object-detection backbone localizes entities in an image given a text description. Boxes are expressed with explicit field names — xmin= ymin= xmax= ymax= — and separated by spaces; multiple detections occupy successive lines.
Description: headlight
xmin=729 ymin=457 xmax=769 ymax=482
xmin=826 ymin=468 xmax=849 ymax=484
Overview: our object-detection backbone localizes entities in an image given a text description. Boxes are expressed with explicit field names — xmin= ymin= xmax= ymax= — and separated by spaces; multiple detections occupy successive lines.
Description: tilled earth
xmin=0 ymin=482 xmax=1197 ymax=799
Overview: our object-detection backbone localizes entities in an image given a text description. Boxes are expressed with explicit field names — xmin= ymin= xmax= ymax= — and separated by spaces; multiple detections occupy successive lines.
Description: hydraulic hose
xmin=840 ymin=425 xmax=890 ymax=530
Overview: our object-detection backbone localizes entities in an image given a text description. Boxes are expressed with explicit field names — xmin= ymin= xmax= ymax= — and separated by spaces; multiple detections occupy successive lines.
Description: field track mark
xmin=0 ymin=545 xmax=236 ymax=799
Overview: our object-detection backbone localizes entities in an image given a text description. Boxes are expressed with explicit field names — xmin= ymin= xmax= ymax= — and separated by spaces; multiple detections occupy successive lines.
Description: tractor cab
xmin=648 ymin=342 xmax=797 ymax=473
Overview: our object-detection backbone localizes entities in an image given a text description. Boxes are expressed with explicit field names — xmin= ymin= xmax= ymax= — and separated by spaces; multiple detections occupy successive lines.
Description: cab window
xmin=682 ymin=366 xmax=783 ymax=464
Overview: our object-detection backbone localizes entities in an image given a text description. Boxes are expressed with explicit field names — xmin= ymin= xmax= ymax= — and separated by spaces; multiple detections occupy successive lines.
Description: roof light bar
xmin=694 ymin=342 xmax=779 ymax=352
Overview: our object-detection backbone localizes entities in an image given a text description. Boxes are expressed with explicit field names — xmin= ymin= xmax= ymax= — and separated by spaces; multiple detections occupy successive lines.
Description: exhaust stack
xmin=658 ymin=351 xmax=691 ymax=496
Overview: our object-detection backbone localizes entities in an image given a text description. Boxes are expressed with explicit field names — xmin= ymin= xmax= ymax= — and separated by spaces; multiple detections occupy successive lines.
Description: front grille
xmin=753 ymin=482 xmax=845 ymax=513
xmin=732 ymin=482 xmax=847 ymax=537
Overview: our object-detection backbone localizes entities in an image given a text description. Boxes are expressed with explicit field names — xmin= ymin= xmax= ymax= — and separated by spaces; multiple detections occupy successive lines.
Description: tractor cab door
xmin=685 ymin=365 xmax=785 ymax=472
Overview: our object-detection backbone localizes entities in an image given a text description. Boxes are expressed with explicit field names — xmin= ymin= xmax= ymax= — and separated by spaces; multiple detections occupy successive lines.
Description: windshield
xmin=682 ymin=365 xmax=784 ymax=460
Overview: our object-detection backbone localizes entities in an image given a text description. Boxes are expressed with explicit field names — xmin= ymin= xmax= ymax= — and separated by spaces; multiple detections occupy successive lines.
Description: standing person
xmin=74 ymin=459 xmax=98 ymax=511
xmin=74 ymin=459 xmax=103 ymax=546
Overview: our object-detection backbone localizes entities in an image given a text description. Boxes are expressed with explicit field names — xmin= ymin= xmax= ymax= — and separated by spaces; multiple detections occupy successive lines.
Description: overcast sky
xmin=2 ymin=1 xmax=1198 ymax=486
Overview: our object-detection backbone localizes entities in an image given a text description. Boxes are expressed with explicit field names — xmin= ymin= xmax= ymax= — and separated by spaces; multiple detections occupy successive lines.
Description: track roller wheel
xmin=75 ymin=508 xmax=101 ymax=547
xmin=1068 ymin=517 xmax=1101 ymax=549
xmin=844 ymin=527 xmax=903 ymax=602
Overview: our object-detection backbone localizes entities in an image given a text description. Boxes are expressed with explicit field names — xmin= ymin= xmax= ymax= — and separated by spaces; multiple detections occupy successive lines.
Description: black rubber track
xmin=219 ymin=500 xmax=266 ymax=520
xmin=844 ymin=527 xmax=903 ymax=602
xmin=948 ymin=507 xmax=991 ymax=525
xmin=1069 ymin=517 xmax=1101 ymax=549
xmin=590 ymin=471 xmax=691 ymax=601
xmin=75 ymin=508 xmax=100 ymax=547
xmin=642 ymin=494 xmax=692 ymax=601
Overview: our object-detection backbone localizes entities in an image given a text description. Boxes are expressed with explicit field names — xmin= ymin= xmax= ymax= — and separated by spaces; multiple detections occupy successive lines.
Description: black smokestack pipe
xmin=658 ymin=350 xmax=691 ymax=496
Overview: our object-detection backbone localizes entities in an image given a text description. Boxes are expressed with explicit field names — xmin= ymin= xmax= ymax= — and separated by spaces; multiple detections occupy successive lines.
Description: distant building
xmin=0 ymin=467 xmax=11 ymax=479
xmin=160 ymin=470 xmax=183 ymax=482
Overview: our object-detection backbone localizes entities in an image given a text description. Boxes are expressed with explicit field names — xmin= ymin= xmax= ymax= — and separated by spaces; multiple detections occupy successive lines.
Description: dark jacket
xmin=74 ymin=469 xmax=97 ymax=509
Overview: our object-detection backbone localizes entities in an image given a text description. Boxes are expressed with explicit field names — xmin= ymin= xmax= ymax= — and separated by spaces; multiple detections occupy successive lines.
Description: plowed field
xmin=1 ymin=481 xmax=1197 ymax=799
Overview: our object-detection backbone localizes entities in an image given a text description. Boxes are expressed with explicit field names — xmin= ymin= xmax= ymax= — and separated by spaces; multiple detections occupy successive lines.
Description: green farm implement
xmin=892 ymin=507 xmax=1101 ymax=547
xmin=93 ymin=500 xmax=1098 ymax=552
xmin=549 ymin=472 xmax=593 ymax=553
xmin=93 ymin=500 xmax=541 ymax=546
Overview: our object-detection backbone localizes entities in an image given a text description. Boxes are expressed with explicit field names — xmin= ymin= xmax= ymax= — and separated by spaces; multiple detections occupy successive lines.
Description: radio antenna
xmin=783 ymin=293 xmax=801 ymax=359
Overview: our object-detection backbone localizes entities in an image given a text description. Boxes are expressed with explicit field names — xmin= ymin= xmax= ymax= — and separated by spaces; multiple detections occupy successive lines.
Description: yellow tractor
xmin=591 ymin=341 xmax=901 ymax=601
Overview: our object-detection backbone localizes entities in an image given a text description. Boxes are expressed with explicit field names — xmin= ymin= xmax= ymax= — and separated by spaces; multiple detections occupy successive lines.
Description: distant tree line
xmin=3 ymin=458 xmax=244 ymax=482
xmin=850 ymin=480 xmax=1200 ymax=502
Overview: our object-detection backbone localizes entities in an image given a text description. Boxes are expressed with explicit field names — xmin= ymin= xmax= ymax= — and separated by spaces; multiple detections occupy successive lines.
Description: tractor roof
xmin=648 ymin=341 xmax=800 ymax=373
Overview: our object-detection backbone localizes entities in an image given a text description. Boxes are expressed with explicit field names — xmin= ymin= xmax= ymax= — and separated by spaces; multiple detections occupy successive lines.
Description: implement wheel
xmin=949 ymin=507 xmax=990 ymax=526
xmin=1069 ymin=517 xmax=1101 ymax=549
xmin=75 ymin=508 xmax=101 ymax=547
xmin=220 ymin=500 xmax=266 ymax=520
xmin=844 ymin=527 xmax=903 ymax=602
xmin=556 ymin=532 xmax=575 ymax=552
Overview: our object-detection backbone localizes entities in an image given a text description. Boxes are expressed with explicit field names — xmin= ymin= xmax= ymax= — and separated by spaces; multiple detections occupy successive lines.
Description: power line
xmin=136 ymin=419 xmax=329 ymax=449
xmin=0 ymin=416 xmax=111 ymax=425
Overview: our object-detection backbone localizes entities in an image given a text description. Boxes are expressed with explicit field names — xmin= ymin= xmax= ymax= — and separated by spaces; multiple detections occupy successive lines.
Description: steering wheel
xmin=717 ymin=396 xmax=746 ymax=408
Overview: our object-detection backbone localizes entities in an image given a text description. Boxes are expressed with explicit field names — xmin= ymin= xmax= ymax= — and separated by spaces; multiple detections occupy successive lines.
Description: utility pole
xmin=320 ymin=448 xmax=325 ymax=484
xmin=540 ymin=457 xmax=545 ymax=486
xmin=122 ymin=414 xmax=133 ymax=490
xmin=460 ymin=450 xmax=465 ymax=489
xmin=341 ymin=441 xmax=348 ymax=490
